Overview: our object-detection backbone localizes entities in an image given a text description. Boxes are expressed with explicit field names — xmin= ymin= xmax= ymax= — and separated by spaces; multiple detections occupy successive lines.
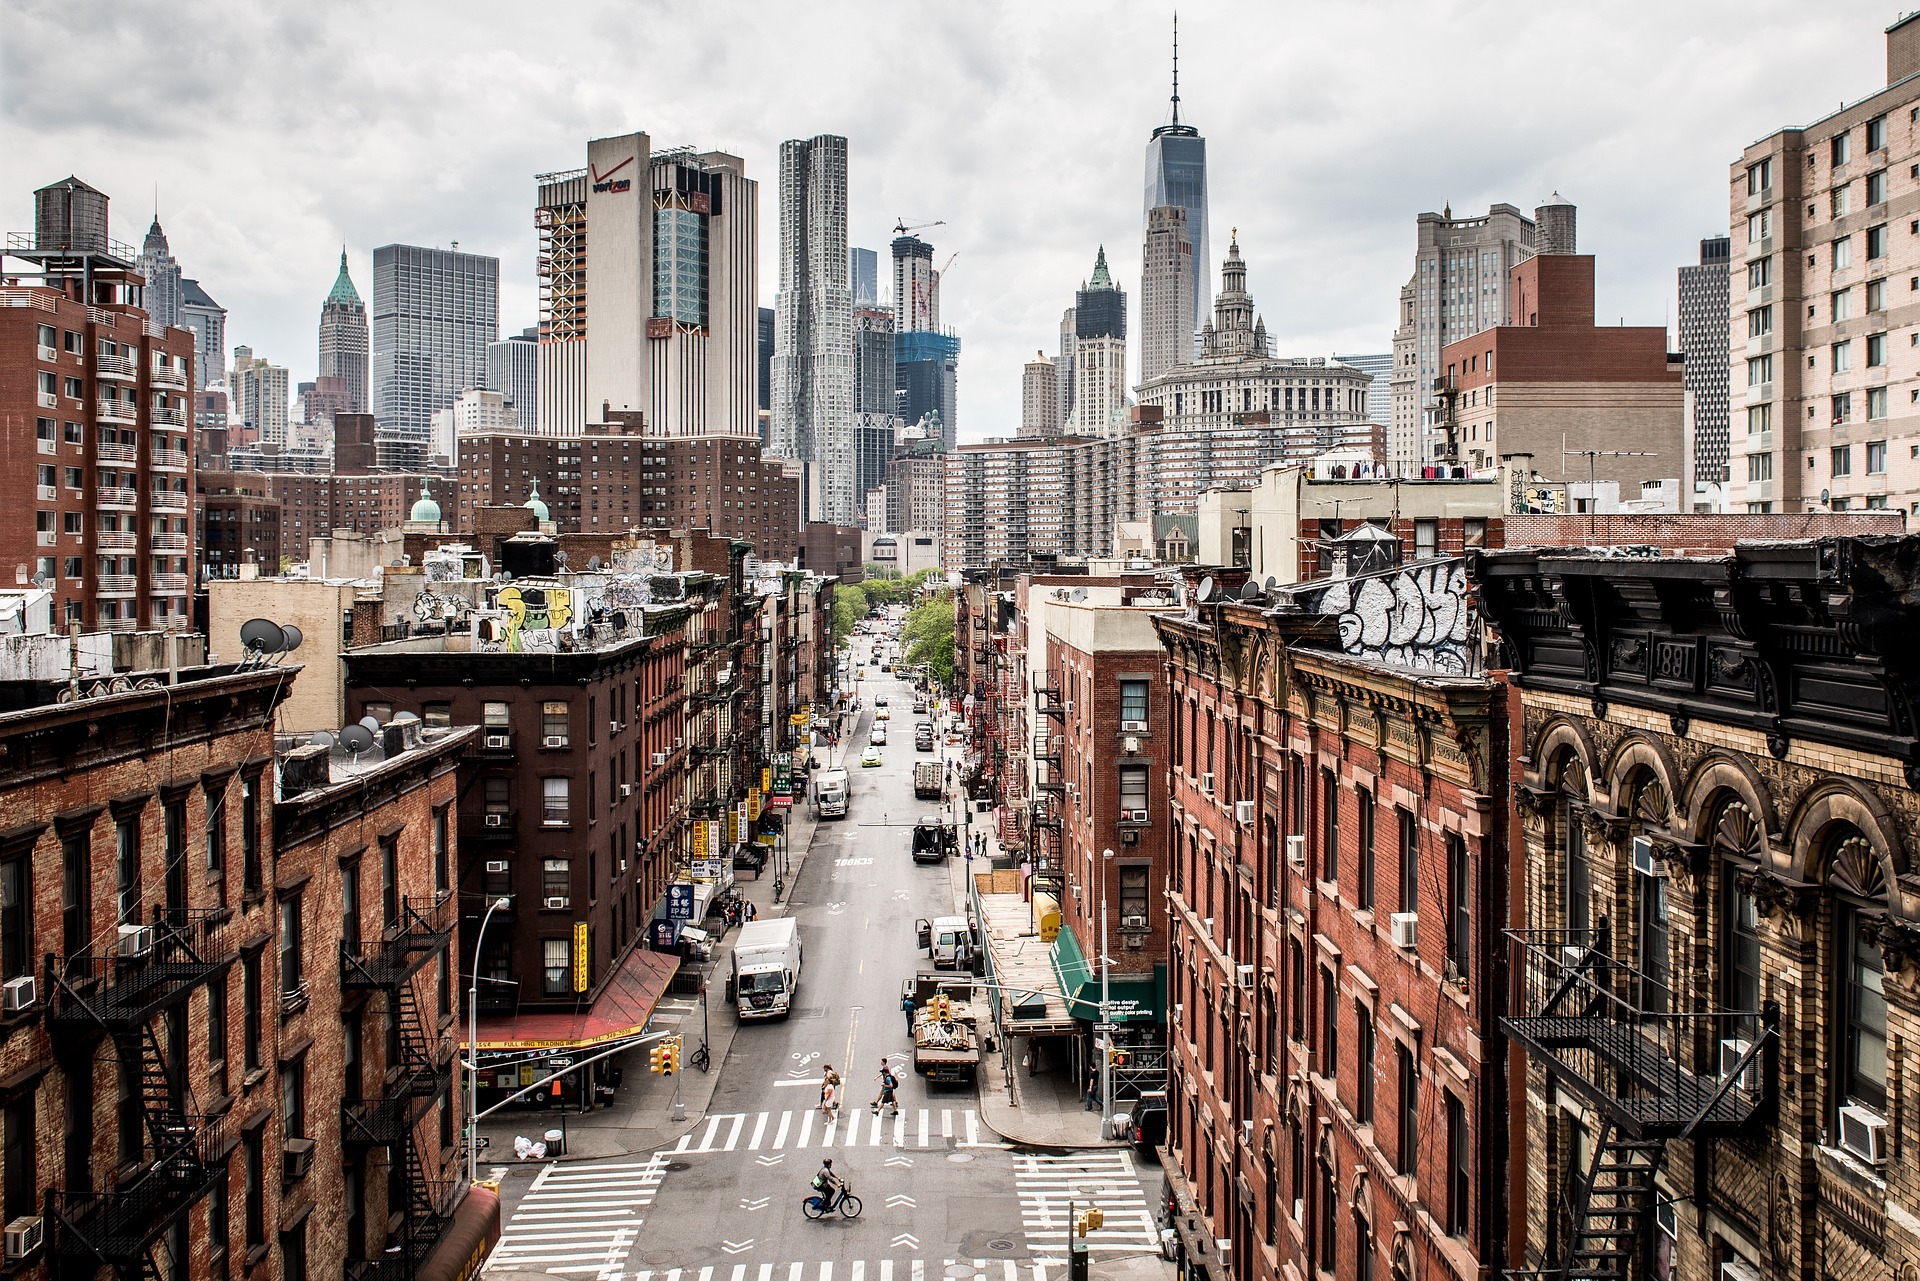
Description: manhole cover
xmin=987 ymin=1240 xmax=1017 ymax=1252
xmin=666 ymin=1161 xmax=692 ymax=1172
xmin=947 ymin=1152 xmax=975 ymax=1163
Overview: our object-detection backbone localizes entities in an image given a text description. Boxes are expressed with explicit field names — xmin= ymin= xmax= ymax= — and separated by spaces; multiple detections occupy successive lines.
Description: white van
xmin=916 ymin=914 xmax=976 ymax=970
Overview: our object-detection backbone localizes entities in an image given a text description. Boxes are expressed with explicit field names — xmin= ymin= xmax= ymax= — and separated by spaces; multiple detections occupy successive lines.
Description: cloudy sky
xmin=1 ymin=0 xmax=1899 ymax=440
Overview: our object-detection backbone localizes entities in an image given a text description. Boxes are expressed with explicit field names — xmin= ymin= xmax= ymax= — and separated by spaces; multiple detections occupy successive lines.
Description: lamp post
xmin=468 ymin=894 xmax=511 ymax=1183
xmin=1100 ymin=847 xmax=1114 ymax=1140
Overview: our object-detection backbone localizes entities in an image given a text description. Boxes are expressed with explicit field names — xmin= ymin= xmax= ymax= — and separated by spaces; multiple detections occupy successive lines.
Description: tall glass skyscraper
xmin=1143 ymin=23 xmax=1209 ymax=364
xmin=372 ymin=244 xmax=499 ymax=468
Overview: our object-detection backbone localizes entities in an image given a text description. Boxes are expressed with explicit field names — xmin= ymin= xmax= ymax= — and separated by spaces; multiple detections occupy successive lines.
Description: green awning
xmin=1050 ymin=924 xmax=1165 ymax=1024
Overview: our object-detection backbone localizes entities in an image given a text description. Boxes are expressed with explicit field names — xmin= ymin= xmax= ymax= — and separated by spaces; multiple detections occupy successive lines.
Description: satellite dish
xmin=338 ymin=724 xmax=375 ymax=755
xmin=1196 ymin=576 xmax=1215 ymax=603
xmin=1265 ymin=576 xmax=1280 ymax=593
xmin=238 ymin=618 xmax=285 ymax=654
xmin=1072 ymin=587 xmax=1088 ymax=602
xmin=358 ymin=716 xmax=381 ymax=735
xmin=587 ymin=556 xmax=604 ymax=571
xmin=309 ymin=731 xmax=335 ymax=749
xmin=1240 ymin=580 xmax=1265 ymax=603
xmin=279 ymin=623 xmax=303 ymax=653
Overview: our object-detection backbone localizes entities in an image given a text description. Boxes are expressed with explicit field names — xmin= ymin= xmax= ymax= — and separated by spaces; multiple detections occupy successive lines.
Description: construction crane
xmin=893 ymin=217 xmax=946 ymax=236
xmin=938 ymin=252 xmax=959 ymax=280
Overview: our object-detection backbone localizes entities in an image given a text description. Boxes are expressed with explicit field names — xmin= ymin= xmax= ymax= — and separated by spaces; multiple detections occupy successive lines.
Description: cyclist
xmin=812 ymin=1158 xmax=845 ymax=1212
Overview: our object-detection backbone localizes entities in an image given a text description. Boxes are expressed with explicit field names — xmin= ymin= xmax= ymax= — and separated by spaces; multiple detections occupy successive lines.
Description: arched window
xmin=1317 ymin=1135 xmax=1338 ymax=1273
xmin=1710 ymin=799 xmax=1764 ymax=1039
xmin=1354 ymin=1207 xmax=1375 ymax=1281
xmin=1556 ymin=755 xmax=1591 ymax=940
xmin=1827 ymin=825 xmax=1889 ymax=1118
xmin=1627 ymin=771 xmax=1672 ymax=1012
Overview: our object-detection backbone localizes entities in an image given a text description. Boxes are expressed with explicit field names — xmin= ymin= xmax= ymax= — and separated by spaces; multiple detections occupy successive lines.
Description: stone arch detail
xmin=1784 ymin=781 xmax=1906 ymax=893
xmin=1678 ymin=752 xmax=1779 ymax=844
xmin=1531 ymin=717 xmax=1598 ymax=796
xmin=1602 ymin=734 xmax=1683 ymax=822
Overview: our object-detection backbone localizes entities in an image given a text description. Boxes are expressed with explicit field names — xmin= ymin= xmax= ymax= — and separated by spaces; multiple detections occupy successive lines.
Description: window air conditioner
xmin=484 ymin=733 xmax=510 ymax=749
xmin=117 ymin=924 xmax=154 ymax=958
xmin=1123 ymin=737 xmax=1141 ymax=755
xmin=619 ymin=859 xmax=628 ymax=874
xmin=484 ymin=860 xmax=509 ymax=874
xmin=1121 ymin=720 xmax=1147 ymax=733
xmin=673 ymin=736 xmax=684 ymax=749
xmin=1122 ymin=913 xmax=1149 ymax=930
xmin=1838 ymin=1104 xmax=1887 ymax=1165
xmin=1390 ymin=913 xmax=1418 ymax=950
xmin=282 ymin=1136 xmax=315 ymax=1181
xmin=4 ymin=1216 xmax=44 ymax=1261
xmin=653 ymin=752 xmax=668 ymax=767
xmin=1286 ymin=835 xmax=1306 ymax=867
xmin=543 ymin=735 xmax=568 ymax=748
xmin=1236 ymin=964 xmax=1255 ymax=989
xmin=611 ymin=721 xmax=622 ymax=734
xmin=1126 ymin=808 xmax=1148 ymax=823
xmin=543 ymin=896 xmax=570 ymax=912
xmin=1719 ymin=1038 xmax=1760 ymax=1092
xmin=484 ymin=813 xmax=505 ymax=828
xmin=1631 ymin=834 xmax=1660 ymax=877
xmin=620 ymin=783 xmax=634 ymax=797
xmin=1 ymin=976 xmax=34 ymax=1014
xmin=1200 ymin=773 xmax=1215 ymax=796
xmin=1234 ymin=800 xmax=1256 ymax=825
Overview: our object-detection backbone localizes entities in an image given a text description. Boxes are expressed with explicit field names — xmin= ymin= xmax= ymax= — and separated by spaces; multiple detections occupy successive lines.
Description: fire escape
xmin=1029 ymin=674 xmax=1066 ymax=897
xmin=1503 ymin=921 xmax=1778 ymax=1281
xmin=44 ymin=906 xmax=232 ymax=1281
xmin=340 ymin=897 xmax=456 ymax=1281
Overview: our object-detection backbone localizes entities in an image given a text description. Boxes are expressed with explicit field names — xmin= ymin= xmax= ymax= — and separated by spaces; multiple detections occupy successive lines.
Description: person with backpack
xmin=871 ymin=1058 xmax=900 ymax=1116
xmin=819 ymin=1063 xmax=842 ymax=1119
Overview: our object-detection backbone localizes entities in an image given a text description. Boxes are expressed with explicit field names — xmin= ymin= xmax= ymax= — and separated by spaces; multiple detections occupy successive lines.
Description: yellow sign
xmin=789 ymin=712 xmax=810 ymax=726
xmin=761 ymin=768 xmax=773 ymax=793
xmin=727 ymin=811 xmax=739 ymax=844
xmin=693 ymin=822 xmax=709 ymax=858
xmin=572 ymin=922 xmax=589 ymax=993
xmin=748 ymin=788 xmax=763 ymax=820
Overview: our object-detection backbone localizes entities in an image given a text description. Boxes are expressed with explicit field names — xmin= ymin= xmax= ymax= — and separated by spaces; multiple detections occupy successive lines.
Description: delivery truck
xmin=813 ymin=767 xmax=850 ymax=819
xmin=732 ymin=916 xmax=802 ymax=1020
xmin=911 ymin=815 xmax=952 ymax=864
xmin=913 ymin=761 xmax=942 ymax=800
xmin=902 ymin=972 xmax=983 ymax=1085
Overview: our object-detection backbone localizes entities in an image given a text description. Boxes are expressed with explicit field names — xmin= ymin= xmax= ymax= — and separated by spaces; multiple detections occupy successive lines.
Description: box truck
xmin=732 ymin=917 xmax=802 ymax=1020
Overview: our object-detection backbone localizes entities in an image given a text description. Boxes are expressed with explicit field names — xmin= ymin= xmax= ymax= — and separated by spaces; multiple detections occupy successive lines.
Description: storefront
xmin=1050 ymin=924 xmax=1168 ymax=1104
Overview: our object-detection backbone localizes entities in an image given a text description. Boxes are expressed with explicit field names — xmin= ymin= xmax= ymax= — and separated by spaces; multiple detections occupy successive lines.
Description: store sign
xmin=666 ymin=883 xmax=696 ymax=921
xmin=691 ymin=858 xmax=723 ymax=881
xmin=692 ymin=822 xmax=709 ymax=858
xmin=572 ymin=922 xmax=589 ymax=992
xmin=590 ymin=156 xmax=634 ymax=193
xmin=748 ymin=788 xmax=763 ymax=821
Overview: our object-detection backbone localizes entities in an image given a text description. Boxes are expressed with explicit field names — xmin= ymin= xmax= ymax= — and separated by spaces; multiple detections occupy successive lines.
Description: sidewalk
xmin=475 ymin=799 xmax=825 ymax=1164
xmin=935 ymin=735 xmax=1108 ymax=1151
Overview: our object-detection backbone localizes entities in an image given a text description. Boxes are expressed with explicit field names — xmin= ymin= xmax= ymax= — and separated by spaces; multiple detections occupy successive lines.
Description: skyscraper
xmin=849 ymin=247 xmax=879 ymax=308
xmin=1333 ymin=352 xmax=1393 ymax=426
xmin=854 ymin=305 xmax=900 ymax=523
xmin=1140 ymin=204 xmax=1193 ymax=384
xmin=180 ymin=278 xmax=225 ymax=391
xmin=136 ymin=215 xmax=182 ymax=338
xmin=1022 ymin=353 xmax=1059 ymax=437
xmin=487 ymin=326 xmax=540 ymax=430
xmin=892 ymin=232 xmax=959 ymax=449
xmin=1069 ymin=247 xmax=1128 ymax=436
xmin=1143 ymin=17 xmax=1209 ymax=362
xmin=757 ymin=306 xmax=775 ymax=413
xmin=1677 ymin=236 xmax=1732 ymax=484
xmin=535 ymin=166 xmax=587 ymax=435
xmin=771 ymin=134 xmax=856 ymax=522
xmin=230 ymin=345 xmax=291 ymax=446
xmin=371 ymin=243 xmax=498 ymax=467
xmin=317 ymin=247 xmax=369 ymax=419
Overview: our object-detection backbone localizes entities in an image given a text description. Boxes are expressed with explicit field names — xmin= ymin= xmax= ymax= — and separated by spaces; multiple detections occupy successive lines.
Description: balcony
xmin=94 ymin=354 xmax=136 ymax=380
xmin=46 ymin=907 xmax=233 ymax=1035
xmin=340 ymin=896 xmax=452 ymax=990
xmin=96 ymin=531 xmax=137 ymax=551
xmin=96 ymin=397 xmax=136 ymax=422
xmin=151 ymin=407 xmax=187 ymax=427
xmin=97 ymin=575 xmax=137 ymax=595
xmin=149 ymin=533 xmax=188 ymax=551
xmin=151 ymin=491 xmax=188 ymax=510
xmin=101 ymin=617 xmax=136 ymax=632
xmin=150 ymin=573 xmax=189 ymax=593
xmin=150 ymin=447 xmax=189 ymax=469
xmin=97 ymin=441 xmax=136 ymax=464
xmin=96 ymin=486 xmax=138 ymax=509
xmin=49 ymin=1124 xmax=221 ymax=1271
xmin=151 ymin=364 xmax=187 ymax=389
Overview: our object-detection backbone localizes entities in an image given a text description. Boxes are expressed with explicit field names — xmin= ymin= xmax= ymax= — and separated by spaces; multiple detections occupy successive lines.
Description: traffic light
xmin=1075 ymin=1207 xmax=1104 ymax=1236
xmin=662 ymin=1036 xmax=679 ymax=1075
xmin=933 ymin=994 xmax=951 ymax=1020
xmin=649 ymin=1044 xmax=666 ymax=1075
xmin=1108 ymin=1046 xmax=1130 ymax=1068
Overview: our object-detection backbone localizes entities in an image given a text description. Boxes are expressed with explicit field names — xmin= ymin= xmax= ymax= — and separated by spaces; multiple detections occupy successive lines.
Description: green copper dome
xmin=524 ymin=478 xmax=549 ymax=522
xmin=326 ymin=248 xmax=361 ymax=306
xmin=409 ymin=479 xmax=441 ymax=524
xmin=1087 ymin=245 xmax=1114 ymax=290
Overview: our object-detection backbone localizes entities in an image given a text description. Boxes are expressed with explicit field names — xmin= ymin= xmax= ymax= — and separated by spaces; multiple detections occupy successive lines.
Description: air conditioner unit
xmin=1720 ymin=1262 xmax=1761 ymax=1281
xmin=1234 ymin=800 xmax=1256 ymax=825
xmin=543 ymin=735 xmax=568 ymax=748
xmin=1719 ymin=1038 xmax=1760 ymax=1092
xmin=1064 ymin=701 xmax=1074 ymax=714
xmin=1286 ymin=835 xmax=1306 ymax=867
xmin=673 ymin=736 xmax=684 ymax=749
xmin=1 ymin=976 xmax=34 ymax=1014
xmin=483 ymin=733 xmax=510 ymax=749
xmin=620 ymin=783 xmax=634 ymax=797
xmin=1121 ymin=720 xmax=1148 ymax=733
xmin=484 ymin=813 xmax=506 ymax=828
xmin=117 ymin=924 xmax=154 ymax=958
xmin=1124 ymin=808 xmax=1146 ymax=822
xmin=484 ymin=860 xmax=509 ymax=874
xmin=1236 ymin=964 xmax=1255 ymax=990
xmin=1122 ymin=913 xmax=1148 ymax=930
xmin=543 ymin=896 xmax=570 ymax=911
xmin=611 ymin=721 xmax=622 ymax=734
xmin=1390 ymin=912 xmax=1418 ymax=950
xmin=281 ymin=1136 xmax=315 ymax=1181
xmin=653 ymin=752 xmax=668 ymax=767
xmin=1631 ymin=834 xmax=1660 ymax=877
xmin=1123 ymin=737 xmax=1141 ymax=755
xmin=1200 ymin=773 xmax=1215 ymax=795
xmin=619 ymin=859 xmax=628 ymax=874
xmin=4 ymin=1215 xmax=44 ymax=1261
xmin=1838 ymin=1104 xmax=1887 ymax=1165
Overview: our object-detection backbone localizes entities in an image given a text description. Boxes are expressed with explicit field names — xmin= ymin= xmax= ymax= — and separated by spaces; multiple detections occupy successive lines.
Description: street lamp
xmin=468 ymin=894 xmax=512 ymax=1183
xmin=1100 ymin=847 xmax=1114 ymax=1140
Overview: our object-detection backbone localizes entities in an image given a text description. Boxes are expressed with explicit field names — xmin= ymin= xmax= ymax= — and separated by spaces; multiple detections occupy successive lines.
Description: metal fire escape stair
xmin=1558 ymin=1118 xmax=1664 ymax=1281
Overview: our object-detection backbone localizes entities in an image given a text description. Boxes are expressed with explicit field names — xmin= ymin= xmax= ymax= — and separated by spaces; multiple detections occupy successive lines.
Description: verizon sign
xmin=591 ymin=156 xmax=634 ymax=194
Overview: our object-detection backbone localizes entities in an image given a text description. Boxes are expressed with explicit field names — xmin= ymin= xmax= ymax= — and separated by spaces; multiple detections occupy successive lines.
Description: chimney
xmin=1891 ymin=11 xmax=1920 ymax=84
xmin=279 ymin=743 xmax=333 ymax=798
xmin=350 ymin=598 xmax=382 ymax=647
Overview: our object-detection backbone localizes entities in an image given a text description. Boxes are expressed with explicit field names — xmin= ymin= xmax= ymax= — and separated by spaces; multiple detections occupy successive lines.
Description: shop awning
xmin=418 ymin=1184 xmax=501 ymax=1281
xmin=1051 ymin=925 xmax=1166 ymax=1024
xmin=466 ymin=947 xmax=679 ymax=1052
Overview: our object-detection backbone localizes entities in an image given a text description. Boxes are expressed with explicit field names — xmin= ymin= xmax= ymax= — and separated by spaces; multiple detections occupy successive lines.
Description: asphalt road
xmin=484 ymin=667 xmax=1167 ymax=1280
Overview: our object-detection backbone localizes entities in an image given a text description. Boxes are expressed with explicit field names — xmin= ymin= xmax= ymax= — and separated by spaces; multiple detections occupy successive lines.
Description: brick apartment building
xmin=1 ymin=177 xmax=198 ymax=631
xmin=266 ymin=471 xmax=428 ymax=551
xmin=195 ymin=470 xmax=284 ymax=577
xmin=1474 ymin=536 xmax=1920 ymax=1281
xmin=1153 ymin=560 xmax=1515 ymax=1281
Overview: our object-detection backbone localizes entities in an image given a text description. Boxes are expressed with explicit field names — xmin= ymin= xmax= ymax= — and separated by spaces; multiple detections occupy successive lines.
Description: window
xmin=1463 ymin=518 xmax=1487 ymax=549
xmin=1723 ymin=864 xmax=1761 ymax=1034
xmin=542 ymin=858 xmax=570 ymax=903
xmin=380 ymin=833 xmax=399 ymax=929
xmin=1318 ymin=1151 xmax=1338 ymax=1273
xmin=1320 ymin=966 xmax=1339 ymax=1079
xmin=1289 ymin=939 xmax=1305 ymax=1041
xmin=208 ymin=1159 xmax=230 ymax=1281
xmin=1355 ymin=1009 xmax=1375 ymax=1124
xmin=241 ymin=773 xmax=260 ymax=894
xmin=1118 ymin=765 xmax=1149 ymax=817
xmin=242 ymin=951 xmax=262 ymax=1072
xmin=1868 ymin=332 xmax=1887 ymax=366
xmin=243 ymin=1129 xmax=265 ymax=1247
xmin=1356 ymin=788 xmax=1376 ymax=911
xmin=1747 ymin=306 xmax=1773 ymax=338
xmin=1748 ymin=257 xmax=1772 ymax=289
xmin=0 ymin=856 xmax=28 ymax=984
xmin=1870 ymin=224 xmax=1890 ymax=258
xmin=1868 ymin=439 xmax=1888 ymax=472
xmin=1833 ymin=340 xmax=1853 ymax=373
xmin=1832 ymin=289 xmax=1852 ymax=322
xmin=1636 ymin=858 xmax=1671 ymax=1014
xmin=1414 ymin=519 xmax=1437 ymax=559
xmin=1748 ymin=404 xmax=1772 ymax=435
xmin=1747 ymin=355 xmax=1773 ymax=386
xmin=1840 ymin=905 xmax=1888 ymax=1112
xmin=1446 ymin=1092 xmax=1469 ymax=1236
xmin=279 ymin=894 xmax=303 ymax=999
xmin=1869 ymin=387 xmax=1889 ymax=421
xmin=1320 ymin=768 xmax=1339 ymax=883
xmin=116 ymin=815 xmax=140 ymax=925
xmin=543 ymin=937 xmax=573 ymax=995
xmin=1833 ymin=132 xmax=1852 ymax=166
xmin=1833 ymin=445 xmax=1853 ymax=477
xmin=3 ymin=1095 xmax=32 ymax=1225
xmin=1745 ymin=210 xmax=1770 ymax=244
xmin=434 ymin=807 xmax=450 ymax=897
xmin=1832 ymin=185 xmax=1853 ymax=219
xmin=1833 ymin=393 xmax=1853 ymax=425
xmin=1564 ymin=803 xmax=1590 ymax=937
xmin=1118 ymin=865 xmax=1150 ymax=928
xmin=484 ymin=776 xmax=511 ymax=819
xmin=1868 ymin=277 xmax=1887 ymax=311
xmin=1868 ymin=115 xmax=1888 ymax=152
xmin=1446 ymin=834 xmax=1469 ymax=980
xmin=1398 ymin=808 xmax=1418 ymax=913
xmin=542 ymin=777 xmax=570 ymax=825
xmin=281 ymin=1054 xmax=305 ymax=1141
xmin=1748 ymin=453 xmax=1774 ymax=482
xmin=1835 ymin=237 xmax=1853 ymax=270
xmin=1869 ymin=169 xmax=1889 ymax=204
xmin=61 ymin=831 xmax=89 ymax=972
xmin=1118 ymin=679 xmax=1148 ymax=725
xmin=541 ymin=700 xmax=570 ymax=745
xmin=483 ymin=700 xmax=509 ymax=728
xmin=1747 ymin=158 xmax=1772 ymax=193
xmin=281 ymin=1223 xmax=307 ymax=1281
xmin=421 ymin=702 xmax=451 ymax=728
xmin=207 ymin=976 xmax=228 ymax=1099
xmin=1396 ymin=1043 xmax=1417 ymax=1176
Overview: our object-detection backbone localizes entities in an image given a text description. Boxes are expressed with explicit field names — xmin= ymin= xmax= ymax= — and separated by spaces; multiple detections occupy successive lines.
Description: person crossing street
xmin=871 ymin=1057 xmax=900 ymax=1115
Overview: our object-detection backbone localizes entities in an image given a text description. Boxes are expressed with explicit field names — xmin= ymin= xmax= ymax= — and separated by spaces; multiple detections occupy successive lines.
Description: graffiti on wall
xmin=1303 ymin=560 xmax=1474 ymax=674
xmin=495 ymin=585 xmax=574 ymax=652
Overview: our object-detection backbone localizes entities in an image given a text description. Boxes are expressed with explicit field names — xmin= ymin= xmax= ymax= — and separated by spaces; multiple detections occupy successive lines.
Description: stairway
xmin=1560 ymin=1119 xmax=1664 ymax=1281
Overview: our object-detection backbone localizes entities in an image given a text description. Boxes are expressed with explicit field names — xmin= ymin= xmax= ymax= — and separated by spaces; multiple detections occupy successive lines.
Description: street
xmin=485 ymin=666 xmax=1167 ymax=1281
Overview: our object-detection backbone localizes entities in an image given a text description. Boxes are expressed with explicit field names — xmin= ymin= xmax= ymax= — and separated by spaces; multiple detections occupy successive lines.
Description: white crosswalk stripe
xmin=669 ymin=1108 xmax=1007 ymax=1154
xmin=486 ymin=1154 xmax=668 ymax=1277
xmin=1013 ymin=1152 xmax=1160 ymax=1258
xmin=623 ymin=1261 xmax=1051 ymax=1281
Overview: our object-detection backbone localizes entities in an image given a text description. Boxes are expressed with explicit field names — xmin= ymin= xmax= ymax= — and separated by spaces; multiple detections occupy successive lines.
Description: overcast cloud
xmin=0 ymin=0 xmax=1897 ymax=440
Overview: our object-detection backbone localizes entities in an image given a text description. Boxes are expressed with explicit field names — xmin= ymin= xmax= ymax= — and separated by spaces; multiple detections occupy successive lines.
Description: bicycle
xmin=802 ymin=1183 xmax=862 ymax=1220
xmin=773 ymin=878 xmax=786 ymax=903
xmin=691 ymin=1042 xmax=711 ymax=1073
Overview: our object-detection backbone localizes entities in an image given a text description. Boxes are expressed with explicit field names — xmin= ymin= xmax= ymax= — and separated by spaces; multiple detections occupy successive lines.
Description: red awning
xmin=466 ymin=947 xmax=680 ymax=1051
xmin=417 ymin=1184 xmax=501 ymax=1281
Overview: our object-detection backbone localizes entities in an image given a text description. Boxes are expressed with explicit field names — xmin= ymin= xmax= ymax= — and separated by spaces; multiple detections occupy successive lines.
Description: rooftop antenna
xmin=1563 ymin=441 xmax=1658 ymax=542
xmin=1171 ymin=12 xmax=1181 ymax=125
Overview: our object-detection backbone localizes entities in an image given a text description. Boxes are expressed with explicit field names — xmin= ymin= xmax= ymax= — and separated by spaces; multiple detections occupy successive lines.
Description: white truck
xmin=732 ymin=916 xmax=802 ymax=1020
xmin=814 ymin=767 xmax=850 ymax=819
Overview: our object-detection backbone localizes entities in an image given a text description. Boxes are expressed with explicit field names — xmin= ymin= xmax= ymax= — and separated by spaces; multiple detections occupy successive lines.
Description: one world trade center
xmin=1143 ymin=16 xmax=1209 ymax=369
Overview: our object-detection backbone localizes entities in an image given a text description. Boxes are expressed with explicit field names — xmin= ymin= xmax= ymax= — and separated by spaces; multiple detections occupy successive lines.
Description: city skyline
xmin=2 ymin=2 xmax=1903 ymax=441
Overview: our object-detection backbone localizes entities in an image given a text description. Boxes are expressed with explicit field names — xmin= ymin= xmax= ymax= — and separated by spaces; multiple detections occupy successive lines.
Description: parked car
xmin=1124 ymin=1089 xmax=1168 ymax=1157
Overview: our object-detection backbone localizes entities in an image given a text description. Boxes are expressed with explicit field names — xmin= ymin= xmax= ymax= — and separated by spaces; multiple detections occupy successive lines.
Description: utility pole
xmin=1561 ymin=443 xmax=1658 ymax=542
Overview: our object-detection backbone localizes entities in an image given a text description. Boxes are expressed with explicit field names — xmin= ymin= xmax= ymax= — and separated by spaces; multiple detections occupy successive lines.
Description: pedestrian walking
xmin=819 ymin=1064 xmax=841 ymax=1119
xmin=871 ymin=1058 xmax=900 ymax=1115
xmin=745 ymin=900 xmax=758 ymax=922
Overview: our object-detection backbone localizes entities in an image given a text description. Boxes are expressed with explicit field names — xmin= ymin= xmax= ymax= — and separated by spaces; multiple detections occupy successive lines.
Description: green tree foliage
xmin=901 ymin=593 xmax=955 ymax=688
xmin=831 ymin=583 xmax=871 ymax=650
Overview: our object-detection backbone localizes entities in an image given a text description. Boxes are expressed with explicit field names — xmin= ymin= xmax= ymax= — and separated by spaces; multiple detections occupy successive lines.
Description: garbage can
xmin=545 ymin=1128 xmax=565 ymax=1157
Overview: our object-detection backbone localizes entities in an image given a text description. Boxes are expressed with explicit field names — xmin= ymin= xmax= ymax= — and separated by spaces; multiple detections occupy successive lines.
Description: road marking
xmin=721 ymin=1241 xmax=754 ymax=1255
xmin=754 ymin=1155 xmax=785 ymax=1167
xmin=965 ymin=1111 xmax=979 ymax=1147
xmin=891 ymin=1234 xmax=920 ymax=1251
xmin=748 ymin=1113 xmax=769 ymax=1150
xmin=941 ymin=1110 xmax=953 ymax=1140
xmin=774 ymin=1112 xmax=793 ymax=1148
xmin=918 ymin=1111 xmax=929 ymax=1147
xmin=885 ymin=1194 xmax=916 ymax=1208
xmin=773 ymin=1077 xmax=824 ymax=1088
xmin=885 ymin=1155 xmax=913 ymax=1168
xmin=739 ymin=1197 xmax=770 ymax=1211
xmin=798 ymin=1109 xmax=815 ymax=1148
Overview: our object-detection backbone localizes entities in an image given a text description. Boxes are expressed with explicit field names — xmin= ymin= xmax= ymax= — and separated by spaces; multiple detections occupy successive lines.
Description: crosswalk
xmin=1013 ymin=1151 xmax=1161 ymax=1258
xmin=486 ymin=1153 xmax=668 ymax=1277
xmin=620 ymin=1262 xmax=1054 ymax=1281
xmin=667 ymin=1108 xmax=1007 ymax=1155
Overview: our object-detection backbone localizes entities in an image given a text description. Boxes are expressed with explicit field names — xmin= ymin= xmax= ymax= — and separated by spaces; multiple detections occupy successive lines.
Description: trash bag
xmin=514 ymin=1135 xmax=548 ymax=1161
